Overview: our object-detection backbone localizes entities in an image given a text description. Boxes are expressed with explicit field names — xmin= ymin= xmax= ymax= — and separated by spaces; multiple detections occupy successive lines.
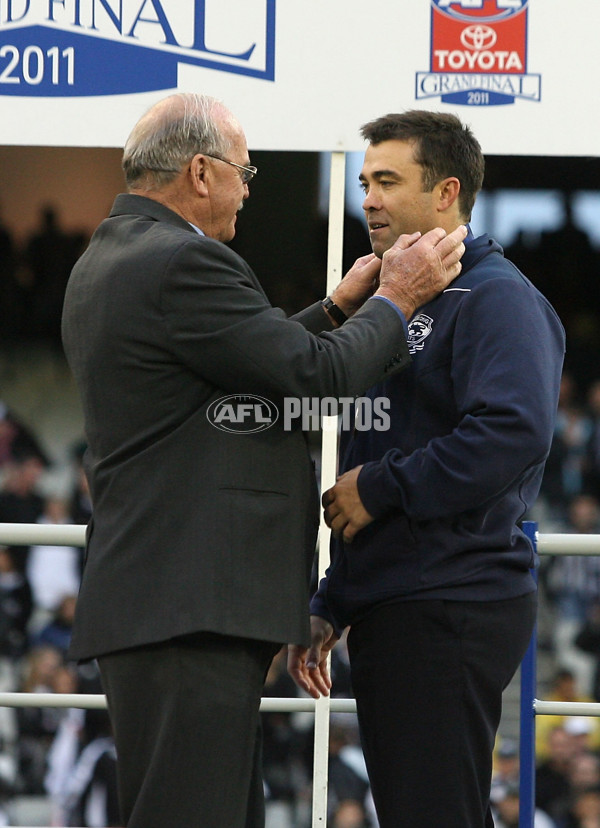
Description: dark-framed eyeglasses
xmin=203 ymin=154 xmax=257 ymax=184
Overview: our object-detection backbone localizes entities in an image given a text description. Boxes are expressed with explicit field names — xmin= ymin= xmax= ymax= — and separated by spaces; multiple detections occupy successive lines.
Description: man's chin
xmin=370 ymin=239 xmax=391 ymax=259
xmin=225 ymin=216 xmax=238 ymax=242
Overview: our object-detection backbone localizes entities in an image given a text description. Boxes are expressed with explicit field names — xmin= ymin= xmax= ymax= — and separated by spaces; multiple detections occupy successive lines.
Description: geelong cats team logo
xmin=407 ymin=314 xmax=434 ymax=354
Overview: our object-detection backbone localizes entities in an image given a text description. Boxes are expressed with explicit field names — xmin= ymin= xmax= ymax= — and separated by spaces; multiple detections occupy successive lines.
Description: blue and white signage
xmin=416 ymin=0 xmax=541 ymax=107
xmin=0 ymin=0 xmax=598 ymax=156
xmin=0 ymin=0 xmax=275 ymax=96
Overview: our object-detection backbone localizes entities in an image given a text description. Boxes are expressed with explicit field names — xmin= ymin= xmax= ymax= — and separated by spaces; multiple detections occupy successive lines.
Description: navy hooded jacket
xmin=311 ymin=231 xmax=566 ymax=632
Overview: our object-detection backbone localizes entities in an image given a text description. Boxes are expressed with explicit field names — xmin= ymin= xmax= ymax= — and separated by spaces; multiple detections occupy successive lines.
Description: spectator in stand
xmin=546 ymin=495 xmax=600 ymax=695
xmin=536 ymin=671 xmax=600 ymax=763
xmin=0 ymin=448 xmax=48 ymax=574
xmin=568 ymin=751 xmax=600 ymax=794
xmin=567 ymin=717 xmax=599 ymax=758
xmin=0 ymin=545 xmax=32 ymax=690
xmin=327 ymin=723 xmax=370 ymax=823
xmin=544 ymin=728 xmax=600 ymax=826
xmin=536 ymin=376 xmax=594 ymax=634
xmin=46 ymin=699 xmax=119 ymax=828
xmin=62 ymin=726 xmax=119 ymax=827
xmin=23 ymin=204 xmax=87 ymax=344
xmin=491 ymin=737 xmax=520 ymax=805
xmin=536 ymin=724 xmax=577 ymax=825
xmin=0 ymin=449 xmax=47 ymax=525
xmin=44 ymin=703 xmax=85 ymax=827
xmin=539 ymin=372 xmax=592 ymax=524
xmin=330 ymin=798 xmax=371 ymax=828
xmin=0 ymin=547 xmax=23 ymax=810
xmin=561 ymin=786 xmax=600 ymax=828
xmin=32 ymin=593 xmax=77 ymax=658
xmin=492 ymin=780 xmax=556 ymax=828
xmin=584 ymin=380 xmax=600 ymax=502
xmin=16 ymin=645 xmax=68 ymax=794
xmin=576 ymin=600 xmax=600 ymax=702
xmin=45 ymin=660 xmax=112 ymax=825
xmin=26 ymin=498 xmax=82 ymax=628
xmin=0 ymin=205 xmax=24 ymax=342
xmin=0 ymin=403 xmax=47 ymax=471
xmin=261 ymin=647 xmax=306 ymax=828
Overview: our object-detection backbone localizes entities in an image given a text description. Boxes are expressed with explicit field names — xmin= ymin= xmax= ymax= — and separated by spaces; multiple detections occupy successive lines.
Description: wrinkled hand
xmin=329 ymin=253 xmax=382 ymax=319
xmin=376 ymin=225 xmax=467 ymax=318
xmin=287 ymin=616 xmax=339 ymax=699
xmin=322 ymin=465 xmax=374 ymax=543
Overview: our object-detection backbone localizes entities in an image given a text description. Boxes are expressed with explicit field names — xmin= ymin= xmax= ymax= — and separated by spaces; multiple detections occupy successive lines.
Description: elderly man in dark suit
xmin=61 ymin=92 xmax=466 ymax=828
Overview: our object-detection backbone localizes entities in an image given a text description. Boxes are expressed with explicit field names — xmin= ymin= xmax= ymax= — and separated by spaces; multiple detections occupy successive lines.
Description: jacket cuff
xmin=309 ymin=594 xmax=345 ymax=639
xmin=357 ymin=460 xmax=399 ymax=520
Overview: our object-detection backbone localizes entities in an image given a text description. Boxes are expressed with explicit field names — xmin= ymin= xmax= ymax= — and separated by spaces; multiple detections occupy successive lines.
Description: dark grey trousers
xmin=99 ymin=632 xmax=279 ymax=828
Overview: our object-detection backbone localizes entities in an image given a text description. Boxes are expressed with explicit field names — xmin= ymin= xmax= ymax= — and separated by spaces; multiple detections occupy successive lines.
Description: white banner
xmin=0 ymin=0 xmax=597 ymax=156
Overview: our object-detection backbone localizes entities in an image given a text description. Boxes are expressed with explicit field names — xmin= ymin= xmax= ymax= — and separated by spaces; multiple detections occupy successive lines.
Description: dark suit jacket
xmin=61 ymin=194 xmax=410 ymax=659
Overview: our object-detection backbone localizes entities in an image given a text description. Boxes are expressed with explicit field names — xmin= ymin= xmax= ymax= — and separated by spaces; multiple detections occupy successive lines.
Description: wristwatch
xmin=321 ymin=296 xmax=348 ymax=326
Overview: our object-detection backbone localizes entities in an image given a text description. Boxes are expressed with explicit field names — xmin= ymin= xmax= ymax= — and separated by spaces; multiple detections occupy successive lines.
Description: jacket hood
xmin=461 ymin=229 xmax=504 ymax=275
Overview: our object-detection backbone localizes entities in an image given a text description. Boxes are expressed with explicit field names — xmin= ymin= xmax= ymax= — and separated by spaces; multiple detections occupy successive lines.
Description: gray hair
xmin=122 ymin=92 xmax=233 ymax=190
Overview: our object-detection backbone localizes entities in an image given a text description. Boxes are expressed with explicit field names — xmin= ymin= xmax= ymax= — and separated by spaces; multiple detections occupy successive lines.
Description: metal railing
xmin=1 ymin=521 xmax=600 ymax=828
xmin=518 ymin=522 xmax=600 ymax=828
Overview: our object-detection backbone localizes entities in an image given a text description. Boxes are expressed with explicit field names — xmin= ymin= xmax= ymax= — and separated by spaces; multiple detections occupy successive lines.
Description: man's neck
xmin=129 ymin=186 xmax=198 ymax=228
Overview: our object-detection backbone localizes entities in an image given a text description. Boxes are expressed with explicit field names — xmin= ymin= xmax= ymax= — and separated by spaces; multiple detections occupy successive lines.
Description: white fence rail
xmin=5 ymin=524 xmax=599 ymax=554
xmin=1 ymin=523 xmax=600 ymax=828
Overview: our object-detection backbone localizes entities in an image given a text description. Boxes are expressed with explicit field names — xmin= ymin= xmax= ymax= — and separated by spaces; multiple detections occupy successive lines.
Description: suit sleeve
xmin=161 ymin=236 xmax=410 ymax=402
xmin=291 ymin=302 xmax=335 ymax=334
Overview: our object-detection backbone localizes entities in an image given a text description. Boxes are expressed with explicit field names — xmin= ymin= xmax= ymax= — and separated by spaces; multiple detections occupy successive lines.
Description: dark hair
xmin=360 ymin=110 xmax=484 ymax=220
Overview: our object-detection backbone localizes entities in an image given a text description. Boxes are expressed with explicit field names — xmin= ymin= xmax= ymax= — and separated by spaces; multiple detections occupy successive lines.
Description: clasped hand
xmin=286 ymin=466 xmax=373 ymax=698
xmin=322 ymin=465 xmax=373 ymax=543
xmin=287 ymin=616 xmax=338 ymax=699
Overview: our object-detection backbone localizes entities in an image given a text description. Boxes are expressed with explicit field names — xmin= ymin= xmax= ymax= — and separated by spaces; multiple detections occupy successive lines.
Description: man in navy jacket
xmin=288 ymin=111 xmax=565 ymax=828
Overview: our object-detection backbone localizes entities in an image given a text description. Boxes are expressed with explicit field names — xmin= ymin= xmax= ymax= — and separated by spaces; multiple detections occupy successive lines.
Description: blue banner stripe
xmin=0 ymin=25 xmax=272 ymax=97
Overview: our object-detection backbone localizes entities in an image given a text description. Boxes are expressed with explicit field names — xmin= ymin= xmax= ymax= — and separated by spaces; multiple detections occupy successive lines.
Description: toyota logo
xmin=460 ymin=25 xmax=497 ymax=51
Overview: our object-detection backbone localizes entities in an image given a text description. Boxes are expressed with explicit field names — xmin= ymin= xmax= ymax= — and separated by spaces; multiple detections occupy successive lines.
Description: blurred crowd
xmin=486 ymin=365 xmax=600 ymax=828
xmin=0 ymin=401 xmax=115 ymax=826
xmin=492 ymin=718 xmax=600 ymax=828
xmin=534 ymin=371 xmax=600 ymax=700
xmin=0 ymin=203 xmax=87 ymax=349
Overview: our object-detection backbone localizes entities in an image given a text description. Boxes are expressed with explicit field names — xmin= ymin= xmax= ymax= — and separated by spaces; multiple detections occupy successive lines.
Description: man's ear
xmin=190 ymin=154 xmax=210 ymax=197
xmin=437 ymin=177 xmax=460 ymax=213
